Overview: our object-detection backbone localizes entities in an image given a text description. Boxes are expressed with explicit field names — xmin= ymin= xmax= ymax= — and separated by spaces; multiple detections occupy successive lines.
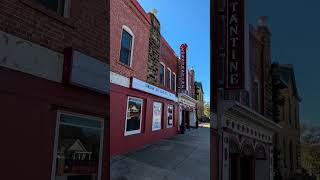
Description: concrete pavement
xmin=110 ymin=127 xmax=210 ymax=180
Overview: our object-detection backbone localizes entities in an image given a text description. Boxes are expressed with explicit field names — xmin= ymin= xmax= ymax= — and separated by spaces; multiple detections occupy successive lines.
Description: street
xmin=111 ymin=126 xmax=210 ymax=180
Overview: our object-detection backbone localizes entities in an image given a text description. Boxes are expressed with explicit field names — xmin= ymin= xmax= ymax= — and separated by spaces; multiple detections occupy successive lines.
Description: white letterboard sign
xmin=70 ymin=50 xmax=109 ymax=94
xmin=131 ymin=78 xmax=177 ymax=102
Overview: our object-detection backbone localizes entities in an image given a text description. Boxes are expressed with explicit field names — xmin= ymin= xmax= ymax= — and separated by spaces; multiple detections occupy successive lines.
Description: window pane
xmin=120 ymin=48 xmax=131 ymax=65
xmin=55 ymin=114 xmax=103 ymax=180
xmin=126 ymin=97 xmax=142 ymax=132
xmin=120 ymin=30 xmax=133 ymax=66
xmin=167 ymin=69 xmax=171 ymax=87
xmin=121 ymin=31 xmax=132 ymax=49
xmin=60 ymin=114 xmax=102 ymax=129
xmin=167 ymin=105 xmax=174 ymax=127
xmin=37 ymin=0 xmax=59 ymax=11
xmin=160 ymin=64 xmax=165 ymax=85
xmin=172 ymin=74 xmax=176 ymax=90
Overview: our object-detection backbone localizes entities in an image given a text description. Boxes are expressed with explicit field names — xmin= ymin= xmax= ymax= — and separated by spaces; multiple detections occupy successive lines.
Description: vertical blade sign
xmin=179 ymin=43 xmax=188 ymax=93
xmin=225 ymin=0 xmax=245 ymax=89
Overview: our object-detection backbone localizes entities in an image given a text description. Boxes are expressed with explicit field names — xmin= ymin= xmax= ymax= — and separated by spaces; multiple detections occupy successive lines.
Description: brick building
xmin=272 ymin=64 xmax=302 ymax=180
xmin=220 ymin=16 xmax=280 ymax=180
xmin=110 ymin=0 xmax=182 ymax=156
xmin=195 ymin=81 xmax=205 ymax=121
xmin=0 ymin=0 xmax=109 ymax=180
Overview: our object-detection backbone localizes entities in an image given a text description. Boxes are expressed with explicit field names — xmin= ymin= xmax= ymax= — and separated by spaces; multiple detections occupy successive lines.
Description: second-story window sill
xmin=20 ymin=0 xmax=76 ymax=28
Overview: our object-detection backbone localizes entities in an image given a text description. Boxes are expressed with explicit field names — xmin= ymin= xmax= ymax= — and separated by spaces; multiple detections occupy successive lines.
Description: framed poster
xmin=152 ymin=102 xmax=162 ymax=131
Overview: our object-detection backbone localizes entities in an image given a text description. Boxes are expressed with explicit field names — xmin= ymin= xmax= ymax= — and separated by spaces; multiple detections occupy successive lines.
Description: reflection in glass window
xmin=125 ymin=97 xmax=143 ymax=135
xmin=167 ymin=105 xmax=174 ymax=128
xmin=53 ymin=113 xmax=103 ymax=180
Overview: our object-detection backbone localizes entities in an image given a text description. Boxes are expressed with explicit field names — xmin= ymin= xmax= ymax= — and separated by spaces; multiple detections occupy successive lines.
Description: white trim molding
xmin=110 ymin=71 xmax=130 ymax=88
xmin=124 ymin=96 xmax=143 ymax=136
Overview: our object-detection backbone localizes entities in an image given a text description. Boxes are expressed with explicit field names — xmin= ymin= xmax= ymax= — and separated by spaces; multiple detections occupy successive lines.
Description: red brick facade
xmin=159 ymin=36 xmax=179 ymax=94
xmin=110 ymin=0 xmax=150 ymax=81
xmin=0 ymin=0 xmax=109 ymax=179
xmin=110 ymin=0 xmax=180 ymax=156
xmin=0 ymin=0 xmax=108 ymax=62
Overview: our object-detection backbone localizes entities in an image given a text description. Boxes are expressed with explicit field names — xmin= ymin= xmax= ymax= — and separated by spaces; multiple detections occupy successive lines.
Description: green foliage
xmin=301 ymin=124 xmax=320 ymax=176
xmin=204 ymin=102 xmax=210 ymax=118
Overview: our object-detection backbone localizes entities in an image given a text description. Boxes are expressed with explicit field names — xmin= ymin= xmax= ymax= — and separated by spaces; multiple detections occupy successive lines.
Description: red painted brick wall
xmin=110 ymin=84 xmax=179 ymax=156
xmin=0 ymin=0 xmax=108 ymax=62
xmin=0 ymin=0 xmax=109 ymax=179
xmin=110 ymin=0 xmax=150 ymax=81
xmin=159 ymin=36 xmax=179 ymax=94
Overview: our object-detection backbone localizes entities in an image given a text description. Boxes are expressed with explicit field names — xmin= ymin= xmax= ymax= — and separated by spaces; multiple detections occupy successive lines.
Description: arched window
xmin=119 ymin=25 xmax=134 ymax=67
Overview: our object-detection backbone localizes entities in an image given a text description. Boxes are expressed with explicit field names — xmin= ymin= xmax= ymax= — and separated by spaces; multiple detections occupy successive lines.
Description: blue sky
xmin=138 ymin=0 xmax=210 ymax=102
xmin=248 ymin=0 xmax=320 ymax=125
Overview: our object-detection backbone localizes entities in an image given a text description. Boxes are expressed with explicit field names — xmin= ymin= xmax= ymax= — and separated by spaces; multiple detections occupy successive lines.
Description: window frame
xmin=167 ymin=67 xmax=172 ymax=89
xmin=124 ymin=96 xmax=143 ymax=136
xmin=160 ymin=62 xmax=166 ymax=86
xmin=172 ymin=72 xmax=176 ymax=91
xmin=36 ymin=0 xmax=71 ymax=17
xmin=167 ymin=105 xmax=174 ymax=128
xmin=51 ymin=110 xmax=104 ymax=180
xmin=119 ymin=25 xmax=135 ymax=67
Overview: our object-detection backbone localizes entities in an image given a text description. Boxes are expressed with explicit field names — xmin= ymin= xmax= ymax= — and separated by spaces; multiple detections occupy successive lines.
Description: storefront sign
xmin=152 ymin=102 xmax=162 ymax=131
xmin=225 ymin=0 xmax=245 ymax=89
xmin=179 ymin=44 xmax=188 ymax=92
xmin=131 ymin=78 xmax=177 ymax=102
xmin=63 ymin=48 xmax=109 ymax=94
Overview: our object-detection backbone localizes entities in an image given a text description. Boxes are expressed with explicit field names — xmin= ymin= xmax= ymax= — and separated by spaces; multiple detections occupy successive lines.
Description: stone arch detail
xmin=255 ymin=143 xmax=267 ymax=160
xmin=229 ymin=134 xmax=241 ymax=154
xmin=241 ymin=139 xmax=255 ymax=157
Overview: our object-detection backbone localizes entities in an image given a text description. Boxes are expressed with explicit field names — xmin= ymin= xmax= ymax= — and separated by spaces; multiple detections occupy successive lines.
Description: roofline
xmin=223 ymin=100 xmax=282 ymax=131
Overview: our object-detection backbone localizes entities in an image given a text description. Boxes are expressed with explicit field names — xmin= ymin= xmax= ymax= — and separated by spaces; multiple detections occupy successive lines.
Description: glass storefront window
xmin=53 ymin=112 xmax=104 ymax=180
xmin=125 ymin=97 xmax=143 ymax=135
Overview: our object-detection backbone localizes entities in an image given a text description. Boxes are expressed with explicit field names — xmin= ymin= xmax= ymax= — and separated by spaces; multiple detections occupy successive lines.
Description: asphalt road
xmin=111 ymin=127 xmax=210 ymax=180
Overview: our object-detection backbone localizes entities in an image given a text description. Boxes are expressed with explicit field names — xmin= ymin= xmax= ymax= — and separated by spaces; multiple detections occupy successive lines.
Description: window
xmin=283 ymin=138 xmax=287 ymax=168
xmin=167 ymin=68 xmax=172 ymax=89
xmin=120 ymin=27 xmax=134 ymax=67
xmin=152 ymin=102 xmax=162 ymax=131
xmin=252 ymin=81 xmax=260 ymax=112
xmin=172 ymin=73 xmax=176 ymax=91
xmin=167 ymin=105 xmax=174 ymax=128
xmin=125 ymin=97 xmax=143 ymax=135
xmin=52 ymin=111 xmax=104 ymax=180
xmin=37 ymin=0 xmax=70 ymax=17
xmin=290 ymin=141 xmax=293 ymax=170
xmin=289 ymin=99 xmax=292 ymax=125
xmin=160 ymin=62 xmax=165 ymax=86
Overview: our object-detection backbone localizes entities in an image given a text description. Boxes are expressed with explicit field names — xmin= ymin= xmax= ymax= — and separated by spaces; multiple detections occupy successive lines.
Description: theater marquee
xmin=225 ymin=0 xmax=245 ymax=90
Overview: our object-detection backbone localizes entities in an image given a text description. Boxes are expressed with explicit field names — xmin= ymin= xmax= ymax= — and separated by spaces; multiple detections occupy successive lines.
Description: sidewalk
xmin=110 ymin=126 xmax=210 ymax=180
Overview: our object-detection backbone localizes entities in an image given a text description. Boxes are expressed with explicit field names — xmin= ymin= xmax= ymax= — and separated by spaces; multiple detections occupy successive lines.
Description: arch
xmin=241 ymin=140 xmax=255 ymax=157
xmin=229 ymin=138 xmax=241 ymax=154
xmin=255 ymin=143 xmax=267 ymax=160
